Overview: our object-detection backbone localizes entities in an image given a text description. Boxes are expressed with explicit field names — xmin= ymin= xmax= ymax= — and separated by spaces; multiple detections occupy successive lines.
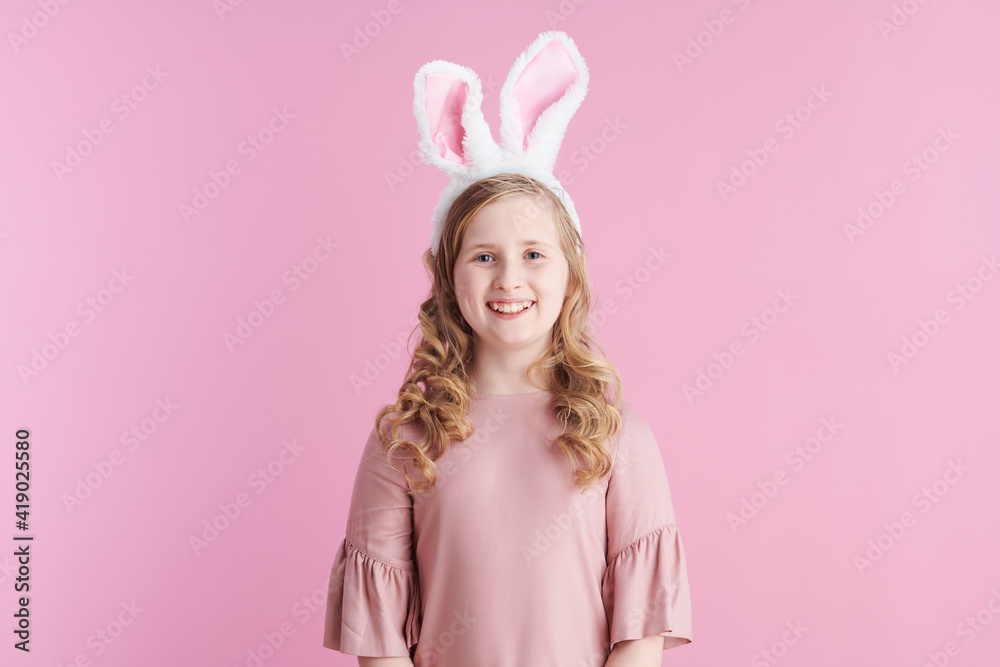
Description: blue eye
xmin=473 ymin=251 xmax=543 ymax=262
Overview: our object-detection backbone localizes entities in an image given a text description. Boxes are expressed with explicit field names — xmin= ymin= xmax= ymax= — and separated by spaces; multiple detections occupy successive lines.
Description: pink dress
xmin=323 ymin=391 xmax=693 ymax=665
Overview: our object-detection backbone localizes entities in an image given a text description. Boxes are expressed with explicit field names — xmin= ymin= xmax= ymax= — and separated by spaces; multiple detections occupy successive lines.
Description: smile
xmin=487 ymin=300 xmax=534 ymax=314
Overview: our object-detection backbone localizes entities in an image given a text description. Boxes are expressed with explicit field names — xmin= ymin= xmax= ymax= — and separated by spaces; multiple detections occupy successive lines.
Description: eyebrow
xmin=466 ymin=240 xmax=555 ymax=251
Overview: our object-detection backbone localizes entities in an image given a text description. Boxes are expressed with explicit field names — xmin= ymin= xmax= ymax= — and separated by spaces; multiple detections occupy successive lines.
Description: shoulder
xmin=358 ymin=412 xmax=424 ymax=469
xmin=606 ymin=400 xmax=635 ymax=466
xmin=610 ymin=400 xmax=662 ymax=468
xmin=373 ymin=410 xmax=423 ymax=441
xmin=617 ymin=400 xmax=652 ymax=435
xmin=611 ymin=400 xmax=649 ymax=443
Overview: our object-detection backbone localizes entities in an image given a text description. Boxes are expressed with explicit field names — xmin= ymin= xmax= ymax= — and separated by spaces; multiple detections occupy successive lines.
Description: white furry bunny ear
xmin=413 ymin=31 xmax=589 ymax=258
xmin=499 ymin=31 xmax=589 ymax=174
xmin=413 ymin=61 xmax=502 ymax=178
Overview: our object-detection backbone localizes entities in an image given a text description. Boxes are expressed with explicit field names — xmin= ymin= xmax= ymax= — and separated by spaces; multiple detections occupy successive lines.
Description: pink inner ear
xmin=512 ymin=39 xmax=578 ymax=150
xmin=425 ymin=73 xmax=468 ymax=165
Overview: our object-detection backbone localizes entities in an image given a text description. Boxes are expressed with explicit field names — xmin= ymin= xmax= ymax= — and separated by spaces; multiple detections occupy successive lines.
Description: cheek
xmin=550 ymin=267 xmax=570 ymax=296
xmin=452 ymin=271 xmax=479 ymax=304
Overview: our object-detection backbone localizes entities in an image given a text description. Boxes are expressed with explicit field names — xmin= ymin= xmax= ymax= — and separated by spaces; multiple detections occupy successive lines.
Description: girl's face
xmin=452 ymin=195 xmax=571 ymax=357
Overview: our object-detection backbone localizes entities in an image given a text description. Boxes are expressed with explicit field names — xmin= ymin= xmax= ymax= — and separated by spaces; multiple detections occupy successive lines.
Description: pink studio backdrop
xmin=2 ymin=1 xmax=999 ymax=665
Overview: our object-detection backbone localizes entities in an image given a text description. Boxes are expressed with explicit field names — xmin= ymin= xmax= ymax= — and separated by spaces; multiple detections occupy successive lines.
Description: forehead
xmin=461 ymin=195 xmax=559 ymax=244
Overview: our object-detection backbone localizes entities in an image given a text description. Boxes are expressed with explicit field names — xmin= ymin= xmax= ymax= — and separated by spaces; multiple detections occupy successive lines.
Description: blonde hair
xmin=374 ymin=173 xmax=623 ymax=495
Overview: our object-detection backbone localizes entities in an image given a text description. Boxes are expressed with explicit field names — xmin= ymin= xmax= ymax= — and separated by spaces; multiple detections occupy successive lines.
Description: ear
xmin=499 ymin=31 xmax=589 ymax=173
xmin=414 ymin=60 xmax=501 ymax=178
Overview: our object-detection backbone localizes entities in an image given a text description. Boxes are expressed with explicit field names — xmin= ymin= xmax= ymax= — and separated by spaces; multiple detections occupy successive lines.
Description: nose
xmin=493 ymin=258 xmax=522 ymax=291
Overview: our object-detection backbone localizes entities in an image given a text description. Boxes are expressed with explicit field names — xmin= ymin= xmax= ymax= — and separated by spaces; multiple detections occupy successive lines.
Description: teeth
xmin=489 ymin=301 xmax=532 ymax=313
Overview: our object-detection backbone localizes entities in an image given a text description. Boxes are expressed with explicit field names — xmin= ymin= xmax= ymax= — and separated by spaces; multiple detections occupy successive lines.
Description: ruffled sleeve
xmin=323 ymin=421 xmax=421 ymax=657
xmin=601 ymin=403 xmax=693 ymax=651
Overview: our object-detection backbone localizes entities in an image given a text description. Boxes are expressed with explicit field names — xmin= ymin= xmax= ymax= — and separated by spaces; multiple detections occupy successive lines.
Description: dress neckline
xmin=474 ymin=390 xmax=552 ymax=400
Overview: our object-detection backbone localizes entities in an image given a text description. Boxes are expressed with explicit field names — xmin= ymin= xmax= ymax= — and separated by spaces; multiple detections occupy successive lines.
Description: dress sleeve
xmin=601 ymin=402 xmax=693 ymax=651
xmin=323 ymin=420 xmax=421 ymax=657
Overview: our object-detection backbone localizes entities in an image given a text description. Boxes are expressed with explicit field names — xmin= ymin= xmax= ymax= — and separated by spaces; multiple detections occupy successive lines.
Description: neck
xmin=469 ymin=340 xmax=549 ymax=395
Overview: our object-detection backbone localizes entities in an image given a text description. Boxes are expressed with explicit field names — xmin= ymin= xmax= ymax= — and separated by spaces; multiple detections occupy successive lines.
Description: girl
xmin=324 ymin=32 xmax=693 ymax=667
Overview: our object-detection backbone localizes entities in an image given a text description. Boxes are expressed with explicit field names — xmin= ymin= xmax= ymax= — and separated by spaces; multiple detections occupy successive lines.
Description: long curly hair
xmin=374 ymin=173 xmax=624 ymax=495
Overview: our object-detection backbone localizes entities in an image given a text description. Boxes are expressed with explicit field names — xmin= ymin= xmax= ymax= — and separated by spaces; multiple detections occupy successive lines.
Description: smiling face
xmin=452 ymin=194 xmax=571 ymax=360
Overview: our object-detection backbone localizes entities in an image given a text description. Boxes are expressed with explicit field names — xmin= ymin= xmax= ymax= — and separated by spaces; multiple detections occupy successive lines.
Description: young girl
xmin=323 ymin=32 xmax=693 ymax=667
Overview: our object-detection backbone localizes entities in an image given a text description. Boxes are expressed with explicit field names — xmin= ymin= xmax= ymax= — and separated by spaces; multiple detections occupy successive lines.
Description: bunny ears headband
xmin=413 ymin=31 xmax=589 ymax=258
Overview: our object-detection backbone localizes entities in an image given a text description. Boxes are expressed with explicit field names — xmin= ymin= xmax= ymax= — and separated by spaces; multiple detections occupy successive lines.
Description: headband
xmin=412 ymin=30 xmax=589 ymax=258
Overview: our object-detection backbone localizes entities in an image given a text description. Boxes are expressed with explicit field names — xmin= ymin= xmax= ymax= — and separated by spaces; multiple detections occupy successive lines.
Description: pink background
xmin=2 ymin=0 xmax=999 ymax=665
